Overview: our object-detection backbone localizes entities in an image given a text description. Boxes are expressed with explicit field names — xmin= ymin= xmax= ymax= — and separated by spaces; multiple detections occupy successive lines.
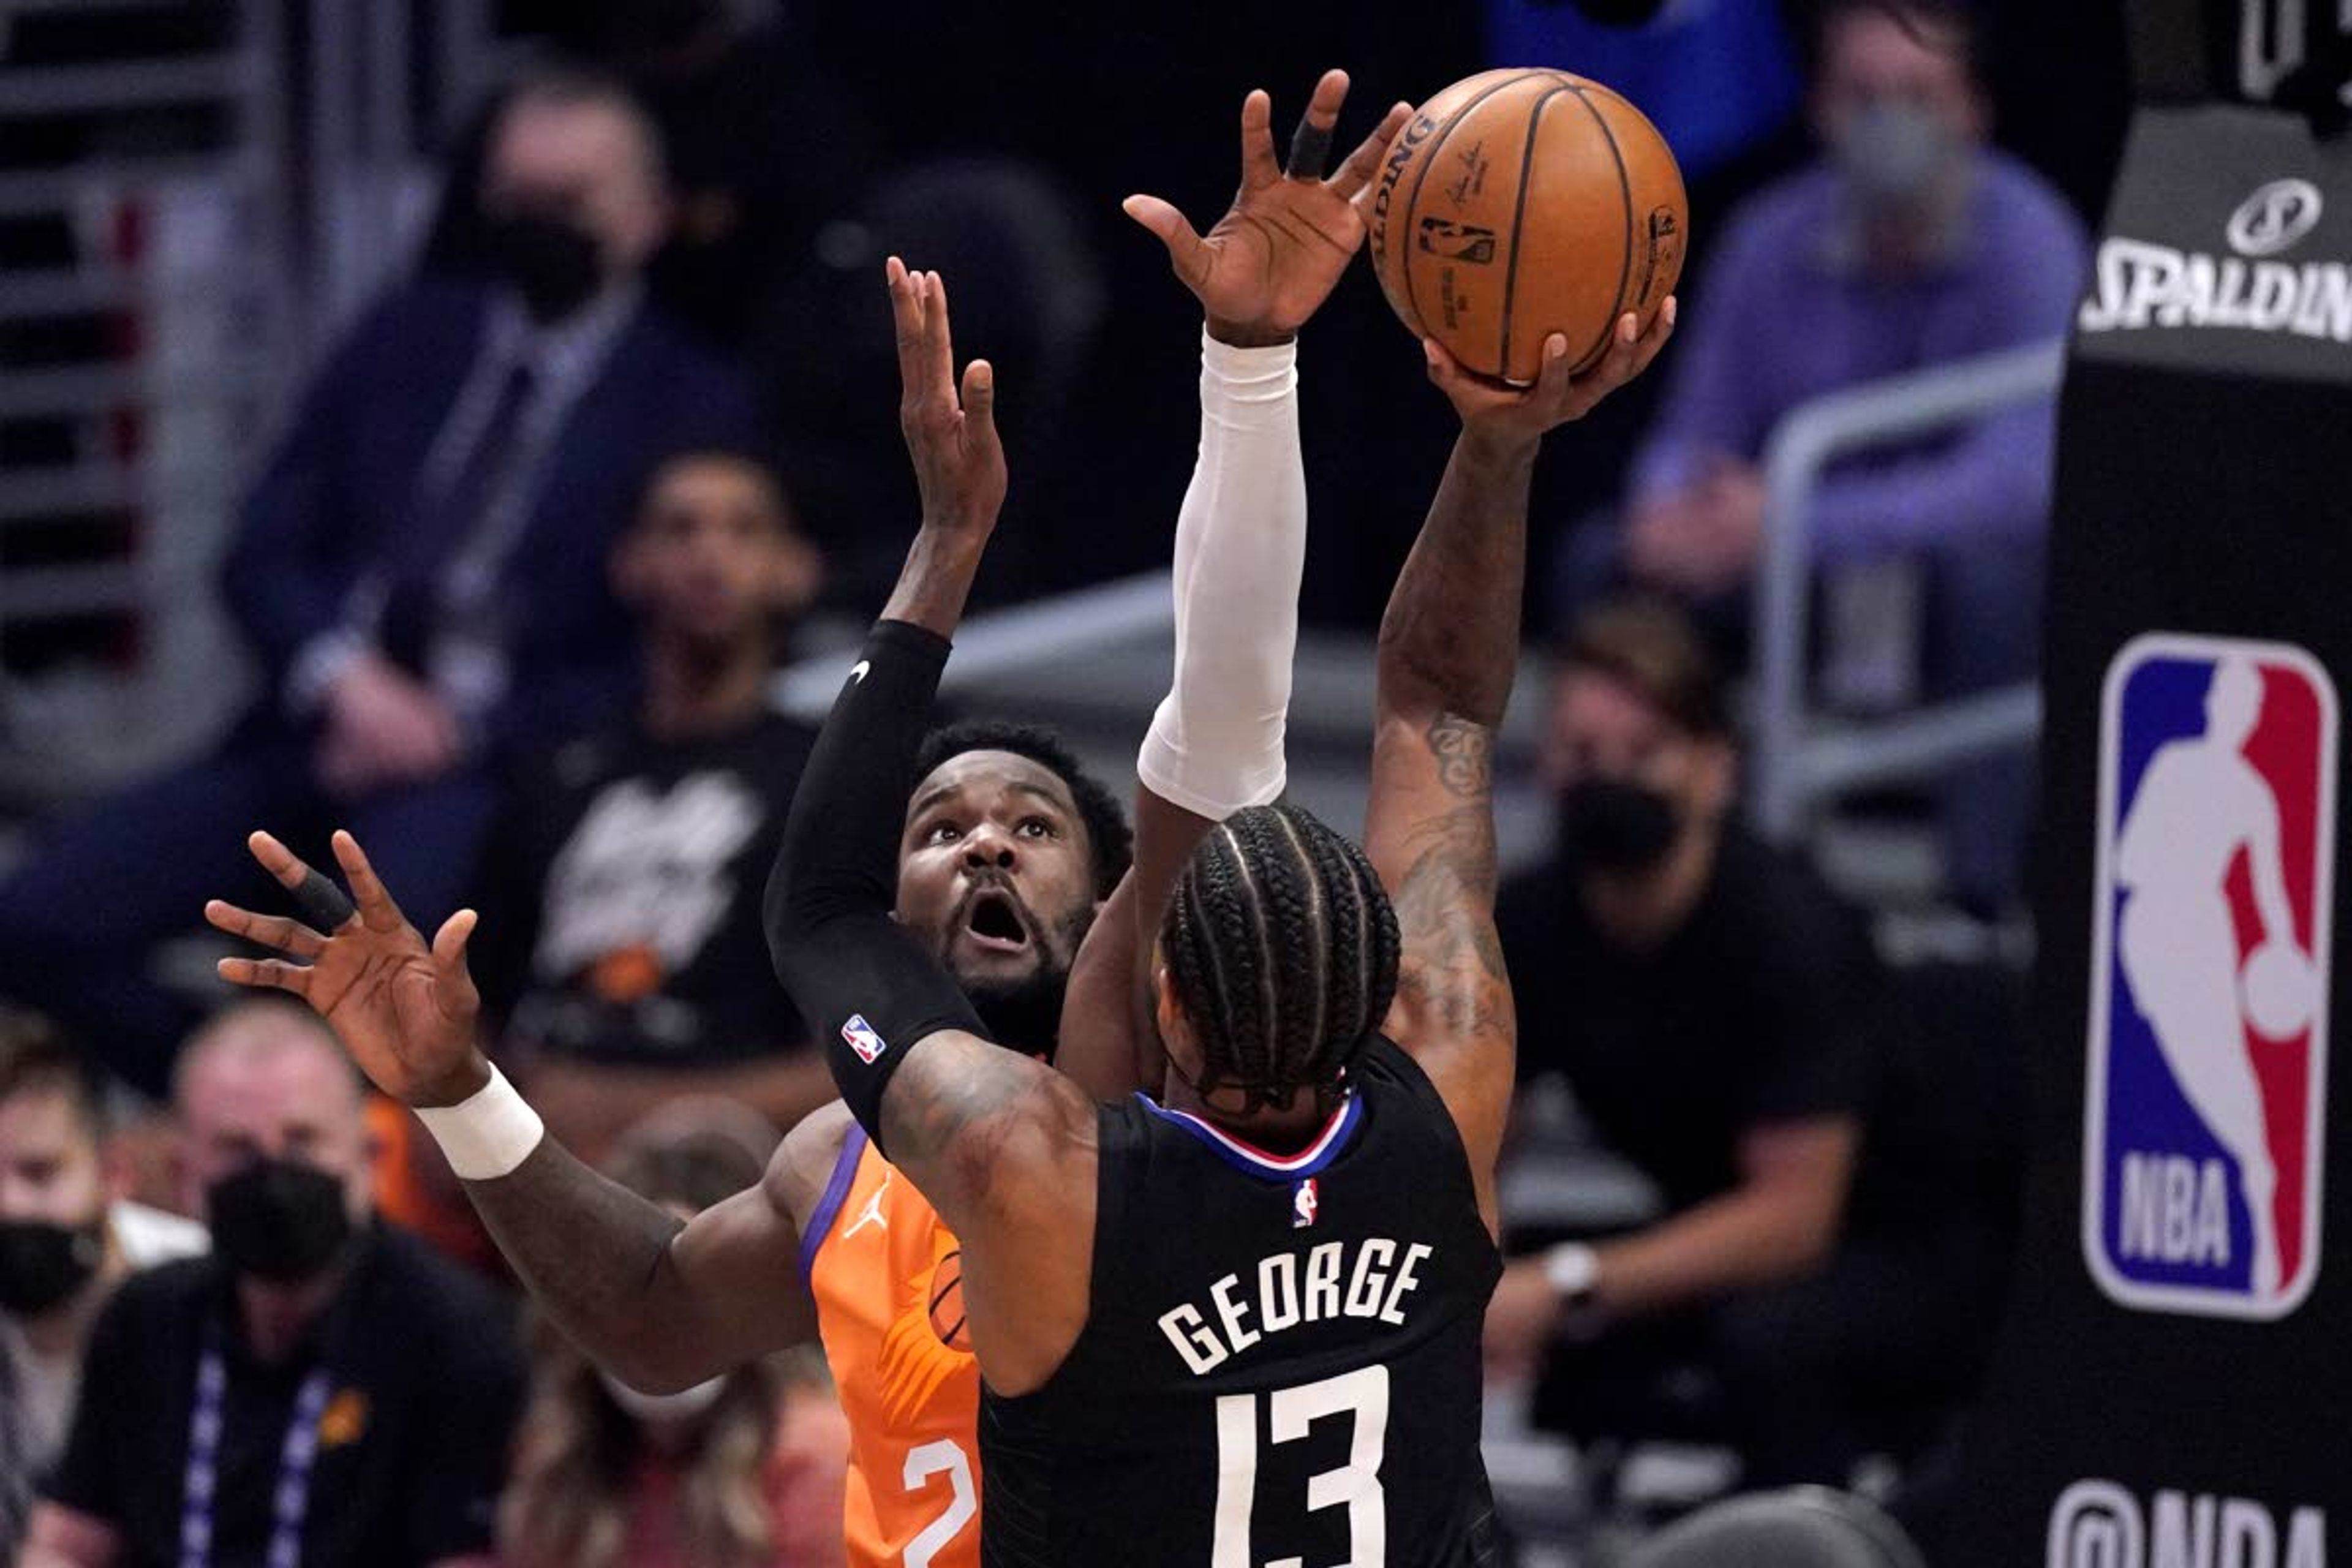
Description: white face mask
xmin=598 ymin=1369 xmax=726 ymax=1425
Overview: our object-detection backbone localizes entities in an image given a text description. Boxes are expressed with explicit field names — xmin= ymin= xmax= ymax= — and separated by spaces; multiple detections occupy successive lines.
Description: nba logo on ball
xmin=2086 ymin=633 xmax=2337 ymax=1319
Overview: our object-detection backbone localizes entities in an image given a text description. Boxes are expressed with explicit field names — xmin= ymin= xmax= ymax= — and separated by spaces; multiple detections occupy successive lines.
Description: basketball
xmin=1368 ymin=68 xmax=1687 ymax=385
xmin=2241 ymin=941 xmax=2318 ymax=1039
xmin=929 ymin=1250 xmax=971 ymax=1352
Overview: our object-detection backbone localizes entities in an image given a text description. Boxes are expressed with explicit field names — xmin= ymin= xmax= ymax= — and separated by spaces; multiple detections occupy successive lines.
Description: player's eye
xmin=1018 ymin=816 xmax=1058 ymax=839
xmin=924 ymin=820 xmax=963 ymax=845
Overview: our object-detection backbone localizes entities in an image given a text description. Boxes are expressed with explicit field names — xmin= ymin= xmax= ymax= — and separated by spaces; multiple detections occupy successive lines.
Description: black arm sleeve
xmin=764 ymin=619 xmax=989 ymax=1155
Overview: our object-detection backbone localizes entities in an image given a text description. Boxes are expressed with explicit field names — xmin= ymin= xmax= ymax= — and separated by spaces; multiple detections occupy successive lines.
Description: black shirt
xmin=981 ymin=1038 xmax=1503 ymax=1568
xmin=473 ymin=709 xmax=816 ymax=1067
xmin=1495 ymin=825 xmax=1878 ymax=1213
xmin=43 ymin=1224 xmax=524 ymax=1568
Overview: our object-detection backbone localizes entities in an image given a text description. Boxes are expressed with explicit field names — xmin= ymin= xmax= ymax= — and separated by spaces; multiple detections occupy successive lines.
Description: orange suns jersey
xmin=804 ymin=1123 xmax=982 ymax=1568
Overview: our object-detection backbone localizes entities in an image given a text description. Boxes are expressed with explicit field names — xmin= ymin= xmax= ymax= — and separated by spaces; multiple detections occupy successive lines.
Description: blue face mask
xmin=1832 ymin=100 xmax=1959 ymax=213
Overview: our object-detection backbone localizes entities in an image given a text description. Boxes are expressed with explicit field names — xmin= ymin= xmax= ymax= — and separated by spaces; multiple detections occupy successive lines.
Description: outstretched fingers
xmin=1120 ymin=194 xmax=1212 ymax=288
xmin=1284 ymin=68 xmax=1349 ymax=179
xmin=923 ymin=270 xmax=958 ymax=410
xmin=217 ymin=955 xmax=312 ymax=998
xmin=959 ymin=358 xmax=998 ymax=450
xmin=1239 ymin=88 xmax=1280 ymax=189
xmin=886 ymin=255 xmax=927 ymax=402
xmin=329 ymin=829 xmax=407 ymax=933
xmin=1333 ymin=101 xmax=1414 ymax=203
xmin=204 ymin=900 xmax=325 ymax=960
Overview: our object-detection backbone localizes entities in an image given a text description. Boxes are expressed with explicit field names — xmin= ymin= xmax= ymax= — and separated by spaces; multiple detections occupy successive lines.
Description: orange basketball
xmin=1368 ymin=67 xmax=1687 ymax=385
xmin=929 ymin=1250 xmax=971 ymax=1352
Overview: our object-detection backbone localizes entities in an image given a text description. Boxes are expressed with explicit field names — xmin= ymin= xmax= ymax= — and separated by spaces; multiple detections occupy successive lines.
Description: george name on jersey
xmin=1158 ymin=1237 xmax=1433 ymax=1376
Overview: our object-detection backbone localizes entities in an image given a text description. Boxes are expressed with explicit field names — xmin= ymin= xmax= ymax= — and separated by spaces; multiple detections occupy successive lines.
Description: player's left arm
xmin=764 ymin=257 xmax=1095 ymax=1393
xmin=1367 ymin=311 xmax=1675 ymax=1234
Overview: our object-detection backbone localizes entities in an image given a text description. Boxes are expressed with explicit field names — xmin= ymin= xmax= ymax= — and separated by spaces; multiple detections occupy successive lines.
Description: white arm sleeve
xmin=1135 ymin=330 xmax=1307 ymax=820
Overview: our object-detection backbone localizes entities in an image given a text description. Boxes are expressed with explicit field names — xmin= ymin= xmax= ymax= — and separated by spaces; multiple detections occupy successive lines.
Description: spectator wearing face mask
xmin=0 ymin=1020 xmax=206 ymax=1561
xmin=499 ymin=1101 xmax=848 ymax=1568
xmin=1560 ymin=0 xmax=2089 ymax=911
xmin=0 ymin=62 xmax=760 ymax=1099
xmin=1483 ymin=601 xmax=1884 ymax=1485
xmin=18 ymin=1002 xmax=525 ymax=1568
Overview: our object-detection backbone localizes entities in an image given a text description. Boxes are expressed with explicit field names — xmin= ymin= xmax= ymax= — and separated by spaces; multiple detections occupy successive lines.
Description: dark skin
xmin=206 ymin=76 xmax=1672 ymax=1409
xmin=1064 ymin=66 xmax=1415 ymax=1101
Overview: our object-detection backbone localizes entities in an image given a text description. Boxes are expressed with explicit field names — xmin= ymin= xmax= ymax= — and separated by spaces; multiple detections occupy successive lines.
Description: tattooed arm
xmin=1368 ymin=313 xmax=1676 ymax=1234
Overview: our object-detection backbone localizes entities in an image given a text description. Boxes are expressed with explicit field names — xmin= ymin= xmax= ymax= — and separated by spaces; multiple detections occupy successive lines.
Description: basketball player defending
xmin=757 ymin=265 xmax=1672 ymax=1565
xmin=202 ymin=70 xmax=1412 ymax=1568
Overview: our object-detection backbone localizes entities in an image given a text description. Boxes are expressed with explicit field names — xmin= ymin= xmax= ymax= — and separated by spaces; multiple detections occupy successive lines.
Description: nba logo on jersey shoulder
xmin=2087 ymin=632 xmax=2337 ymax=1319
xmin=1292 ymin=1178 xmax=1319 ymax=1229
xmin=842 ymin=1014 xmax=887 ymax=1065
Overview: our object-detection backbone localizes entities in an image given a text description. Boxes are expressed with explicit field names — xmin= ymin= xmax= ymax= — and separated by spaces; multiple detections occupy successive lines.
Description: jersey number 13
xmin=1212 ymin=1365 xmax=1390 ymax=1568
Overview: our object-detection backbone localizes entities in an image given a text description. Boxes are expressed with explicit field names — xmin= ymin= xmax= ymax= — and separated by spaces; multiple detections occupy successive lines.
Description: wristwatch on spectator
xmin=1543 ymin=1241 xmax=1601 ymax=1312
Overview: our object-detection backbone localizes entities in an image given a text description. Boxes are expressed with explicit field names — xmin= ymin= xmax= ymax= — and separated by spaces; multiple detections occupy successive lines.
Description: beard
xmin=945 ymin=896 xmax=1098 ymax=1060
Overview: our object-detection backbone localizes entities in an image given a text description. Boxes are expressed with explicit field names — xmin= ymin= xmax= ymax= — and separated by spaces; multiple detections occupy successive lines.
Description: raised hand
xmin=1424 ymin=299 xmax=1679 ymax=456
xmin=889 ymin=257 xmax=1005 ymax=540
xmin=1123 ymin=69 xmax=1413 ymax=345
xmin=206 ymin=829 xmax=489 ymax=1109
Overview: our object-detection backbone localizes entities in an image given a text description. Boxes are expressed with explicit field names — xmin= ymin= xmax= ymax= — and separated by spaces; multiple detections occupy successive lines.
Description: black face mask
xmin=1556 ymin=777 xmax=1681 ymax=872
xmin=206 ymin=1158 xmax=354 ymax=1285
xmin=0 ymin=1218 xmax=104 ymax=1316
xmin=484 ymin=211 xmax=604 ymax=323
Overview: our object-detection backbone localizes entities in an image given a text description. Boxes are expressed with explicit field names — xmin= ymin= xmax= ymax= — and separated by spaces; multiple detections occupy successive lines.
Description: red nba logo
xmin=2087 ymin=633 xmax=2337 ymax=1318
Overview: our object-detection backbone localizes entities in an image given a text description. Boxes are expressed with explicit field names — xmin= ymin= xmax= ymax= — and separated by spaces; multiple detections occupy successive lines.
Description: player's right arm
xmin=204 ymin=831 xmax=823 ymax=1394
xmin=1366 ymin=312 xmax=1675 ymax=1233
xmin=1057 ymin=72 xmax=1411 ymax=1101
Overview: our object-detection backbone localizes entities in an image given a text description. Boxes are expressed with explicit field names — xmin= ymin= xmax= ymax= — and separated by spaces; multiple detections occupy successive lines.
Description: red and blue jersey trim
xmin=1137 ymin=1091 xmax=1363 ymax=1180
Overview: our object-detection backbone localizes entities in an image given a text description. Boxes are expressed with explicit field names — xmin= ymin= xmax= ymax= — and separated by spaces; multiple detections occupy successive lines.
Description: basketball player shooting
xmin=759 ymin=236 xmax=1673 ymax=1567
xmin=200 ymin=69 xmax=1417 ymax=1568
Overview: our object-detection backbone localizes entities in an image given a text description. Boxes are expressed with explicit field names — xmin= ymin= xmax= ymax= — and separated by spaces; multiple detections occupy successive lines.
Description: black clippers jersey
xmin=979 ymin=1036 xmax=1504 ymax=1568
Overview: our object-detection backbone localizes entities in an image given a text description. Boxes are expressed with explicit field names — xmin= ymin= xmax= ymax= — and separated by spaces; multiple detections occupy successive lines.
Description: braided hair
xmin=1159 ymin=802 xmax=1401 ymax=1116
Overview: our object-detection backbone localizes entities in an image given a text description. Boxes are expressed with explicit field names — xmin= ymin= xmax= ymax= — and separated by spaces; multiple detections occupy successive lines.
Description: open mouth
xmin=962 ymin=889 xmax=1031 ymax=953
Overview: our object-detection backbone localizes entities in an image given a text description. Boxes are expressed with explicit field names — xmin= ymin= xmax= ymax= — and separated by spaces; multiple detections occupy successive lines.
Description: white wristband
xmin=413 ymin=1064 xmax=545 ymax=1181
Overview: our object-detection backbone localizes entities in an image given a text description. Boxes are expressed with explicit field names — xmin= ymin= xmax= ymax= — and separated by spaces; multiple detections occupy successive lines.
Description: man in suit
xmin=0 ymin=65 xmax=759 ymax=1098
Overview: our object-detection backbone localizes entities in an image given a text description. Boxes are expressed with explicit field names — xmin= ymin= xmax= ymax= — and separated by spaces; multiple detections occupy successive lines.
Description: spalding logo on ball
xmin=1369 ymin=68 xmax=1687 ymax=385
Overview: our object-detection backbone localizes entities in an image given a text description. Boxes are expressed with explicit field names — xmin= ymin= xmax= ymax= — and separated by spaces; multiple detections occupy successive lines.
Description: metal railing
xmin=771 ymin=571 xmax=1174 ymax=720
xmin=1749 ymin=339 xmax=2067 ymax=842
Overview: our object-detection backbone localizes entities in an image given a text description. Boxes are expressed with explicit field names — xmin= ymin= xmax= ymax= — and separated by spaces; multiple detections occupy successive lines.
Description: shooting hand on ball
xmin=1123 ymin=68 xmax=1413 ymax=347
xmin=1425 ymin=299 xmax=1678 ymax=454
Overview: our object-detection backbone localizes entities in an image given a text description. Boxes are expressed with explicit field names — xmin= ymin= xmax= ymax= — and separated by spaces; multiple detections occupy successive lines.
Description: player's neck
xmin=642 ymin=633 xmax=771 ymax=741
xmin=1164 ymin=1075 xmax=1325 ymax=1151
xmin=1580 ymin=823 xmax=1719 ymax=952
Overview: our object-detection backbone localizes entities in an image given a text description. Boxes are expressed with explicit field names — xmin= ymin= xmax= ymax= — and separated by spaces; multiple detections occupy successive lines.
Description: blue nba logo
xmin=2086 ymin=633 xmax=2337 ymax=1319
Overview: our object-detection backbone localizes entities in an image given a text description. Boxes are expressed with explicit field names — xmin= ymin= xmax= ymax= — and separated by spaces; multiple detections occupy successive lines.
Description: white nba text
xmin=1158 ymin=1238 xmax=1432 ymax=1376
xmin=2049 ymin=1480 xmax=2324 ymax=1568
xmin=2117 ymin=1153 xmax=2233 ymax=1268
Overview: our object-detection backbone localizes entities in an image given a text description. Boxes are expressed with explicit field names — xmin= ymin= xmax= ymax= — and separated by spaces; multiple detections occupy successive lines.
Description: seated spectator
xmin=499 ymin=1103 xmax=848 ymax=1568
xmin=1562 ymin=0 xmax=2089 ymax=908
xmin=0 ymin=63 xmax=759 ymax=1098
xmin=1483 ymin=601 xmax=1875 ymax=1485
xmin=0 ymin=1019 xmax=205 ymax=1560
xmin=20 ymin=1002 xmax=525 ymax=1568
xmin=467 ymin=448 xmax=831 ymax=1164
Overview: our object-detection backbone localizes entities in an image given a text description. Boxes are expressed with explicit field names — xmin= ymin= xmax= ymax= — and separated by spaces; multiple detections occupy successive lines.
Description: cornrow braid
xmin=1160 ymin=802 xmax=1401 ymax=1116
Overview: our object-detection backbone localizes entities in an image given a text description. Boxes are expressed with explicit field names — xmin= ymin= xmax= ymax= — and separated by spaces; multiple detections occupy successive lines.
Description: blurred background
xmin=0 ymin=1 xmax=2137 ymax=1564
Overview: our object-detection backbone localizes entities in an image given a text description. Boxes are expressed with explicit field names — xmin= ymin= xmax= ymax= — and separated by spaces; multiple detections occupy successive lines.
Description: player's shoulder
xmin=770 ymin=1099 xmax=858 ymax=1229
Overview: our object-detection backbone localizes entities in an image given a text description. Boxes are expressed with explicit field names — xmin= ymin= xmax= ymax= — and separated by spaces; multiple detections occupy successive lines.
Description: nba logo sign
xmin=841 ymin=1014 xmax=888 ymax=1066
xmin=1291 ymin=1178 xmax=1319 ymax=1229
xmin=2086 ymin=633 xmax=2337 ymax=1319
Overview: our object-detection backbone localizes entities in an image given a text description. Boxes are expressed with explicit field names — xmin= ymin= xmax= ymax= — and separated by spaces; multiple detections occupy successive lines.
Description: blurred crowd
xmin=0 ymin=0 xmax=2113 ymax=1562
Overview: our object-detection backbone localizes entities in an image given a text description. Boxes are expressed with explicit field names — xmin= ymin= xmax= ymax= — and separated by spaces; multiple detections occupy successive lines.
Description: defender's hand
xmin=1123 ymin=69 xmax=1413 ymax=345
xmin=1425 ymin=300 xmax=1678 ymax=459
xmin=206 ymin=829 xmax=489 ymax=1109
xmin=889 ymin=258 xmax=1006 ymax=540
